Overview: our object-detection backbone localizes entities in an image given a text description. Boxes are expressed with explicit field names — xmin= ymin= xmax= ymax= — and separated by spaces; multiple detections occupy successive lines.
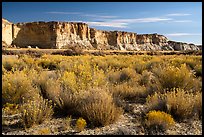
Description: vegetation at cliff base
xmin=2 ymin=54 xmax=202 ymax=133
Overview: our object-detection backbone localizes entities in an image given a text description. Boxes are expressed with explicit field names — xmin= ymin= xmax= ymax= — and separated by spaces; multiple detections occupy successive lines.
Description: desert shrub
xmin=2 ymin=70 xmax=39 ymax=105
xmin=146 ymin=88 xmax=202 ymax=121
xmin=169 ymin=56 xmax=201 ymax=69
xmin=60 ymin=71 xmax=78 ymax=92
xmin=152 ymin=63 xmax=200 ymax=92
xmin=36 ymin=127 xmax=51 ymax=135
xmin=3 ymin=56 xmax=36 ymax=71
xmin=108 ymin=70 xmax=121 ymax=84
xmin=38 ymin=59 xmax=58 ymax=70
xmin=25 ymin=50 xmax=44 ymax=58
xmin=146 ymin=92 xmax=167 ymax=113
xmin=184 ymin=58 xmax=198 ymax=70
xmin=194 ymin=92 xmax=202 ymax=119
xmin=3 ymin=60 xmax=14 ymax=71
xmin=139 ymin=70 xmax=154 ymax=86
xmin=146 ymin=57 xmax=163 ymax=71
xmin=2 ymin=65 xmax=7 ymax=75
xmin=20 ymin=95 xmax=54 ymax=128
xmin=133 ymin=61 xmax=147 ymax=74
xmin=69 ymin=46 xmax=84 ymax=55
xmin=194 ymin=64 xmax=202 ymax=77
xmin=166 ymin=88 xmax=201 ymax=120
xmin=108 ymin=68 xmax=137 ymax=84
xmin=60 ymin=116 xmax=72 ymax=131
xmin=94 ymin=59 xmax=109 ymax=71
xmin=57 ymin=91 xmax=82 ymax=116
xmin=54 ymin=75 xmax=83 ymax=115
xmin=2 ymin=57 xmax=19 ymax=71
xmin=91 ymin=65 xmax=107 ymax=87
xmin=18 ymin=55 xmax=40 ymax=70
xmin=75 ymin=117 xmax=87 ymax=132
xmin=120 ymin=68 xmax=137 ymax=82
xmin=78 ymin=88 xmax=123 ymax=127
xmin=145 ymin=110 xmax=175 ymax=131
xmin=61 ymin=49 xmax=75 ymax=56
xmin=2 ymin=103 xmax=20 ymax=115
xmin=34 ymin=71 xmax=62 ymax=108
xmin=70 ymin=62 xmax=94 ymax=90
xmin=110 ymin=82 xmax=147 ymax=101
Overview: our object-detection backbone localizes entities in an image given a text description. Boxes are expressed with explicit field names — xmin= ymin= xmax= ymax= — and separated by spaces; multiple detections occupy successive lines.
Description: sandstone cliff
xmin=2 ymin=18 xmax=201 ymax=51
xmin=2 ymin=18 xmax=13 ymax=47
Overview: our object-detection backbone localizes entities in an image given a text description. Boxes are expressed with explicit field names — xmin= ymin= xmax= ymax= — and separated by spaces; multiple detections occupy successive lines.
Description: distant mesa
xmin=2 ymin=18 xmax=201 ymax=51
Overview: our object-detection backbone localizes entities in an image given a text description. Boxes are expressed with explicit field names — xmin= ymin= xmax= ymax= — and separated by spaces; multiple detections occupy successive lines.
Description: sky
xmin=2 ymin=2 xmax=202 ymax=45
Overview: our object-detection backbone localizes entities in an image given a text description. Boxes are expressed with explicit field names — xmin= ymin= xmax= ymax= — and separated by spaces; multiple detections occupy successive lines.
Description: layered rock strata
xmin=2 ymin=18 xmax=201 ymax=51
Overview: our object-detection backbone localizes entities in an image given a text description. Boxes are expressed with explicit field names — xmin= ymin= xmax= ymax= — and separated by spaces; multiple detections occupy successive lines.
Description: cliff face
xmin=2 ymin=18 xmax=201 ymax=51
xmin=2 ymin=18 xmax=13 ymax=47
xmin=12 ymin=22 xmax=57 ymax=48
xmin=167 ymin=41 xmax=200 ymax=51
xmin=55 ymin=22 xmax=93 ymax=49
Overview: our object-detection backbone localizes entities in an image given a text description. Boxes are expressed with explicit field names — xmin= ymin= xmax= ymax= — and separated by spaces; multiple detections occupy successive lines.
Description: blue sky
xmin=2 ymin=2 xmax=202 ymax=45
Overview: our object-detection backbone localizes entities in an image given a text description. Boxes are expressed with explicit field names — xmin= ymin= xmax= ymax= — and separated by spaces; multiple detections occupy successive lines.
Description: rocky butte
xmin=2 ymin=18 xmax=201 ymax=51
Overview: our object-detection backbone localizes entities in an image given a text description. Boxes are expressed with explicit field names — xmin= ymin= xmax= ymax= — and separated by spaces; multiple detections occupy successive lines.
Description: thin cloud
xmin=98 ymin=15 xmax=119 ymax=19
xmin=84 ymin=17 xmax=172 ymax=28
xmin=112 ymin=17 xmax=173 ymax=23
xmin=166 ymin=33 xmax=201 ymax=36
xmin=85 ymin=21 xmax=128 ymax=28
xmin=166 ymin=13 xmax=191 ymax=16
xmin=84 ymin=14 xmax=118 ymax=19
xmin=63 ymin=17 xmax=173 ymax=28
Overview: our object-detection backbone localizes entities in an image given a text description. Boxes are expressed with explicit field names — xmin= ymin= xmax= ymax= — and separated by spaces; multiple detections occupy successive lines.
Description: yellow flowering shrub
xmin=3 ymin=103 xmax=19 ymax=115
xmin=2 ymin=70 xmax=39 ymax=105
xmin=60 ymin=71 xmax=77 ymax=92
xmin=36 ymin=127 xmax=51 ymax=135
xmin=146 ymin=88 xmax=202 ymax=121
xmin=20 ymin=95 xmax=54 ymax=128
xmin=152 ymin=63 xmax=200 ymax=92
xmin=166 ymin=88 xmax=201 ymax=120
xmin=2 ymin=54 xmax=202 ymax=129
xmin=145 ymin=110 xmax=175 ymax=130
xmin=194 ymin=92 xmax=202 ymax=118
xmin=75 ymin=117 xmax=87 ymax=132
xmin=110 ymin=82 xmax=147 ymax=101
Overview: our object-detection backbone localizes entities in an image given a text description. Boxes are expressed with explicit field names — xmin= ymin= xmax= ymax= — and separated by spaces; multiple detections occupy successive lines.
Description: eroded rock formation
xmin=2 ymin=18 xmax=201 ymax=51
xmin=2 ymin=18 xmax=13 ymax=47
